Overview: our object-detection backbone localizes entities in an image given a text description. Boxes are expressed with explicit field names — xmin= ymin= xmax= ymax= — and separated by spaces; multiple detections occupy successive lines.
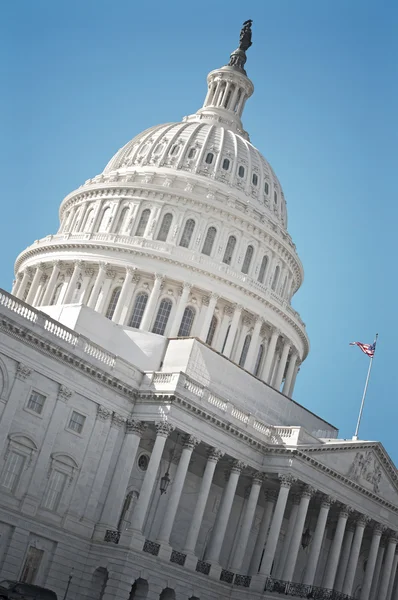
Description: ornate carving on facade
xmin=207 ymin=447 xmax=224 ymax=462
xmin=279 ymin=474 xmax=296 ymax=488
xmin=58 ymin=385 xmax=73 ymax=402
xmin=182 ymin=434 xmax=200 ymax=450
xmin=231 ymin=459 xmax=246 ymax=473
xmin=347 ymin=450 xmax=382 ymax=494
xmin=125 ymin=419 xmax=146 ymax=435
xmin=301 ymin=484 xmax=316 ymax=499
xmin=252 ymin=471 xmax=264 ymax=485
xmin=373 ymin=523 xmax=388 ymax=536
xmin=356 ymin=514 xmax=371 ymax=527
xmin=97 ymin=405 xmax=112 ymax=421
xmin=388 ymin=531 xmax=398 ymax=543
xmin=155 ymin=421 xmax=174 ymax=437
xmin=16 ymin=363 xmax=32 ymax=381
xmin=339 ymin=505 xmax=354 ymax=519
xmin=321 ymin=495 xmax=335 ymax=509
xmin=111 ymin=413 xmax=126 ymax=428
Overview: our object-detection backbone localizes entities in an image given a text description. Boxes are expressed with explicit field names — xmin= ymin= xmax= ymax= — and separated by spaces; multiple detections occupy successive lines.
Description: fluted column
xmin=199 ymin=292 xmax=219 ymax=341
xmin=139 ymin=274 xmax=164 ymax=331
xmin=87 ymin=262 xmax=107 ymax=309
xmin=273 ymin=339 xmax=291 ymax=391
xmin=204 ymin=460 xmax=245 ymax=564
xmin=262 ymin=328 xmax=280 ymax=383
xmin=288 ymin=362 xmax=300 ymax=397
xmin=41 ymin=261 xmax=61 ymax=305
xmin=214 ymin=306 xmax=232 ymax=352
xmin=379 ymin=534 xmax=398 ymax=600
xmin=282 ymin=351 xmax=297 ymax=396
xmin=370 ymin=542 xmax=386 ymax=600
xmin=303 ymin=496 xmax=334 ymax=585
xmin=231 ymin=472 xmax=263 ymax=572
xmin=169 ymin=282 xmax=193 ymax=337
xmin=323 ymin=505 xmax=352 ymax=589
xmin=386 ymin=550 xmax=398 ymax=600
xmin=63 ymin=261 xmax=83 ymax=304
xmin=249 ymin=490 xmax=277 ymax=575
xmin=16 ymin=269 xmax=32 ymax=300
xmin=11 ymin=273 xmax=23 ymax=296
xmin=245 ymin=317 xmax=263 ymax=373
xmin=342 ymin=515 xmax=370 ymax=596
xmin=334 ymin=521 xmax=355 ymax=591
xmin=112 ymin=267 xmax=137 ymax=323
xmin=183 ymin=448 xmax=224 ymax=555
xmin=283 ymin=485 xmax=315 ymax=581
xmin=32 ymin=272 xmax=48 ymax=306
xmin=222 ymin=304 xmax=243 ymax=358
xmin=360 ymin=523 xmax=386 ymax=600
xmin=25 ymin=264 xmax=44 ymax=305
xmin=96 ymin=268 xmax=115 ymax=313
xmin=157 ymin=435 xmax=200 ymax=545
xmin=275 ymin=494 xmax=300 ymax=579
xmin=259 ymin=474 xmax=295 ymax=576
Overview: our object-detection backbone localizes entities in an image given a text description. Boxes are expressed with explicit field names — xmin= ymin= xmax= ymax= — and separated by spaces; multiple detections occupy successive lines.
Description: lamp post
xmin=159 ymin=434 xmax=179 ymax=495
xmin=62 ymin=568 xmax=74 ymax=600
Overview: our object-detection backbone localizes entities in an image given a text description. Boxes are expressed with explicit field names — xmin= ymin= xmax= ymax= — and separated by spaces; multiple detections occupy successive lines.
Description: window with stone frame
xmin=152 ymin=298 xmax=173 ymax=335
xmin=206 ymin=315 xmax=218 ymax=346
xmin=222 ymin=158 xmax=230 ymax=171
xmin=239 ymin=334 xmax=251 ymax=367
xmin=238 ymin=165 xmax=245 ymax=178
xmin=105 ymin=287 xmax=121 ymax=320
xmin=68 ymin=411 xmax=86 ymax=434
xmin=98 ymin=207 xmax=112 ymax=233
xmin=258 ymin=255 xmax=268 ymax=284
xmin=128 ymin=293 xmax=148 ymax=328
xmin=264 ymin=181 xmax=269 ymax=195
xmin=271 ymin=265 xmax=280 ymax=291
xmin=201 ymin=226 xmax=217 ymax=256
xmin=252 ymin=173 xmax=258 ymax=186
xmin=115 ymin=206 xmax=129 ymax=233
xmin=179 ymin=218 xmax=195 ymax=248
xmin=20 ymin=547 xmax=44 ymax=584
xmin=205 ymin=152 xmax=214 ymax=165
xmin=27 ymin=391 xmax=46 ymax=415
xmin=0 ymin=451 xmax=25 ymax=492
xmin=188 ymin=147 xmax=196 ymax=159
xmin=178 ymin=306 xmax=196 ymax=337
xmin=241 ymin=245 xmax=254 ymax=274
xmin=222 ymin=235 xmax=237 ymax=265
xmin=135 ymin=209 xmax=151 ymax=237
xmin=41 ymin=454 xmax=78 ymax=512
xmin=156 ymin=213 xmax=173 ymax=242
xmin=83 ymin=208 xmax=95 ymax=232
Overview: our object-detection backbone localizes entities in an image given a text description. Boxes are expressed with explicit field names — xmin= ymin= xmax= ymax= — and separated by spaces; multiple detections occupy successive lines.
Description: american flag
xmin=349 ymin=340 xmax=376 ymax=358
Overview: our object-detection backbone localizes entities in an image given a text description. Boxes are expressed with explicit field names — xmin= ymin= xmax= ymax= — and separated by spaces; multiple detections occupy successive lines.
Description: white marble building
xmin=0 ymin=21 xmax=397 ymax=600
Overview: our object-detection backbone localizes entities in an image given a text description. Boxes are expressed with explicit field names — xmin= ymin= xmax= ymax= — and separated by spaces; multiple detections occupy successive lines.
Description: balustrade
xmin=264 ymin=577 xmax=356 ymax=599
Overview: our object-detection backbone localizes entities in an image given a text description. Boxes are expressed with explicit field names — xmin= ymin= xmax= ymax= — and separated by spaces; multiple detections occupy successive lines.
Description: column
xmin=262 ymin=328 xmax=280 ymax=383
xmin=87 ymin=262 xmax=107 ymax=309
xmin=0 ymin=364 xmax=32 ymax=458
xmin=233 ymin=318 xmax=250 ymax=364
xmin=370 ymin=542 xmax=386 ymax=600
xmin=204 ymin=460 xmax=245 ymax=564
xmin=288 ymin=363 xmax=300 ymax=398
xmin=245 ymin=317 xmax=263 ymax=373
xmin=274 ymin=494 xmax=300 ymax=579
xmin=379 ymin=534 xmax=398 ymax=600
xmin=387 ymin=550 xmax=398 ymax=600
xmin=11 ymin=273 xmax=23 ymax=296
xmin=360 ymin=523 xmax=385 ymax=600
xmin=303 ymin=496 xmax=334 ymax=585
xmin=249 ymin=490 xmax=277 ymax=575
xmin=16 ymin=269 xmax=32 ymax=300
xmin=41 ymin=261 xmax=61 ymax=305
xmin=139 ymin=274 xmax=164 ymax=331
xmin=98 ymin=420 xmax=146 ymax=530
xmin=342 ymin=515 xmax=370 ymax=596
xmin=323 ymin=505 xmax=352 ymax=589
xmin=157 ymin=434 xmax=200 ymax=545
xmin=183 ymin=448 xmax=224 ymax=555
xmin=168 ymin=282 xmax=193 ymax=337
xmin=222 ymin=304 xmax=243 ymax=358
xmin=112 ymin=267 xmax=137 ymax=323
xmin=259 ymin=474 xmax=295 ymax=576
xmin=273 ymin=339 xmax=291 ymax=391
xmin=63 ymin=261 xmax=83 ymax=304
xmin=25 ymin=264 xmax=44 ymax=305
xmin=214 ymin=306 xmax=232 ymax=352
xmin=199 ymin=292 xmax=219 ymax=341
xmin=334 ymin=521 xmax=355 ymax=591
xmin=231 ymin=472 xmax=263 ymax=572
xmin=96 ymin=268 xmax=115 ymax=313
xmin=282 ymin=351 xmax=297 ymax=396
xmin=32 ymin=272 xmax=47 ymax=306
xmin=129 ymin=422 xmax=174 ymax=535
xmin=282 ymin=485 xmax=315 ymax=581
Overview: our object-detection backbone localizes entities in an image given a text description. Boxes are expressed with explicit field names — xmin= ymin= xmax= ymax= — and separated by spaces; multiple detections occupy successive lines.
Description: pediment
xmin=300 ymin=444 xmax=398 ymax=505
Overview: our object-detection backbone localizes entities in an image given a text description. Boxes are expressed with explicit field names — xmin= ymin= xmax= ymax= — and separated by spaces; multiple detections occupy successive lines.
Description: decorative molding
xmin=231 ymin=459 xmax=246 ymax=474
xmin=207 ymin=447 xmax=224 ymax=462
xmin=97 ymin=405 xmax=112 ymax=421
xmin=155 ymin=421 xmax=174 ymax=437
xmin=279 ymin=474 xmax=296 ymax=489
xmin=58 ymin=385 xmax=72 ymax=402
xmin=182 ymin=434 xmax=200 ymax=450
xmin=111 ymin=413 xmax=126 ymax=428
xmin=15 ymin=363 xmax=32 ymax=381
xmin=126 ymin=419 xmax=146 ymax=435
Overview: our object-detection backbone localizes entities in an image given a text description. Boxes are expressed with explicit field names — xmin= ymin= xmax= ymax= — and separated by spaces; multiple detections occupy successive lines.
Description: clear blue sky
xmin=2 ymin=1 xmax=397 ymax=461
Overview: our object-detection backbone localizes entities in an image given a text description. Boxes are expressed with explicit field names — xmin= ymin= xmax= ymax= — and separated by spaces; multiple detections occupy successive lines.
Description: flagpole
xmin=352 ymin=333 xmax=378 ymax=441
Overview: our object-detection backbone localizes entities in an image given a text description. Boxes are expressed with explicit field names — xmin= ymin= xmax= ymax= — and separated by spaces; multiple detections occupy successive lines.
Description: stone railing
xmin=146 ymin=371 xmax=335 ymax=444
xmin=0 ymin=289 xmax=142 ymax=386
xmin=264 ymin=577 xmax=355 ymax=599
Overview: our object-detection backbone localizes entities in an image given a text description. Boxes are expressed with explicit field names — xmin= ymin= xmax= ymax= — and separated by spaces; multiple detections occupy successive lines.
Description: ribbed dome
xmin=103 ymin=120 xmax=288 ymax=229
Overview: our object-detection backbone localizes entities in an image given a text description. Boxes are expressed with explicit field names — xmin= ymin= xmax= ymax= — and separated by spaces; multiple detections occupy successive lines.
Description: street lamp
xmin=62 ymin=568 xmax=74 ymax=600
xmin=159 ymin=433 xmax=179 ymax=495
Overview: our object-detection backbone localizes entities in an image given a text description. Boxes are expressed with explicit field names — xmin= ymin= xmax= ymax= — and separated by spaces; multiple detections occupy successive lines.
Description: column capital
xmin=388 ymin=531 xmax=398 ymax=543
xmin=132 ymin=273 xmax=141 ymax=283
xmin=57 ymin=385 xmax=73 ymax=403
xmin=231 ymin=459 xmax=246 ymax=474
xmin=36 ymin=262 xmax=46 ymax=273
xmin=210 ymin=291 xmax=220 ymax=301
xmin=278 ymin=473 xmax=296 ymax=489
xmin=16 ymin=363 xmax=32 ymax=381
xmin=182 ymin=434 xmax=200 ymax=450
xmin=98 ymin=261 xmax=109 ymax=272
xmin=111 ymin=413 xmax=126 ymax=428
xmin=320 ymin=495 xmax=335 ymax=509
xmin=97 ymin=405 xmax=112 ymax=421
xmin=126 ymin=266 xmax=138 ymax=276
xmin=181 ymin=281 xmax=193 ymax=292
xmin=339 ymin=504 xmax=355 ymax=519
xmin=155 ymin=421 xmax=174 ymax=437
xmin=223 ymin=305 xmax=234 ymax=316
xmin=16 ymin=272 xmax=24 ymax=281
xmin=356 ymin=514 xmax=371 ymax=527
xmin=373 ymin=522 xmax=388 ymax=536
xmin=301 ymin=484 xmax=316 ymax=499
xmin=74 ymin=260 xmax=84 ymax=269
xmin=106 ymin=268 xmax=116 ymax=279
xmin=207 ymin=447 xmax=224 ymax=462
xmin=126 ymin=419 xmax=147 ymax=436
xmin=252 ymin=471 xmax=265 ymax=485
xmin=84 ymin=268 xmax=94 ymax=277
xmin=234 ymin=303 xmax=244 ymax=313
xmin=154 ymin=273 xmax=165 ymax=283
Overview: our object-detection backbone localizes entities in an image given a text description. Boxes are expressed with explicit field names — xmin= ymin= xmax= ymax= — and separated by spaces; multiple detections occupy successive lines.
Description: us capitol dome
xmin=12 ymin=21 xmax=308 ymax=396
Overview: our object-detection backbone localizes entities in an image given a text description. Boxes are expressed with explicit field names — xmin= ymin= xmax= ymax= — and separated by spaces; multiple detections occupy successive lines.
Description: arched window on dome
xmin=128 ymin=293 xmax=148 ymax=329
xmin=179 ymin=219 xmax=195 ymax=248
xmin=98 ymin=207 xmax=112 ymax=233
xmin=252 ymin=173 xmax=258 ymax=186
xmin=222 ymin=235 xmax=236 ymax=265
xmin=222 ymin=158 xmax=230 ymax=171
xmin=188 ymin=147 xmax=196 ymax=159
xmin=83 ymin=208 xmax=95 ymax=232
xmin=135 ymin=209 xmax=151 ymax=237
xmin=281 ymin=275 xmax=288 ymax=298
xmin=239 ymin=334 xmax=251 ymax=367
xmin=50 ymin=283 xmax=63 ymax=306
xmin=201 ymin=226 xmax=217 ymax=256
xmin=241 ymin=245 xmax=254 ymax=274
xmin=264 ymin=181 xmax=269 ymax=195
xmin=218 ymin=81 xmax=227 ymax=106
xmin=271 ymin=266 xmax=280 ymax=291
xmin=205 ymin=153 xmax=214 ymax=165
xmin=254 ymin=344 xmax=265 ymax=377
xmin=221 ymin=325 xmax=231 ymax=354
xmin=206 ymin=315 xmax=218 ymax=346
xmin=72 ymin=281 xmax=83 ymax=303
xmin=62 ymin=211 xmax=70 ymax=232
xmin=156 ymin=213 xmax=173 ymax=242
xmin=152 ymin=299 xmax=172 ymax=336
xmin=274 ymin=191 xmax=278 ymax=204
xmin=224 ymin=84 xmax=234 ymax=109
xmin=258 ymin=255 xmax=268 ymax=284
xmin=115 ymin=206 xmax=129 ymax=234
xmin=72 ymin=207 xmax=83 ymax=232
xmin=178 ymin=306 xmax=196 ymax=337
xmin=238 ymin=165 xmax=245 ymax=178
xmin=105 ymin=287 xmax=121 ymax=320
xmin=169 ymin=144 xmax=180 ymax=156
xmin=234 ymin=89 xmax=242 ymax=113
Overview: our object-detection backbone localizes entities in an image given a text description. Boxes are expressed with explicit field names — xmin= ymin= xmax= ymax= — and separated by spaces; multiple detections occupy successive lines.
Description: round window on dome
xmin=252 ymin=173 xmax=258 ymax=186
xmin=238 ymin=165 xmax=245 ymax=178
xmin=264 ymin=181 xmax=269 ymax=195
xmin=222 ymin=158 xmax=230 ymax=171
xmin=137 ymin=453 xmax=150 ymax=472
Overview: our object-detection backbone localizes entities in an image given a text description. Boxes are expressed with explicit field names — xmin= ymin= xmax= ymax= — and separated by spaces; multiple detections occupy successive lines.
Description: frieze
xmin=347 ymin=450 xmax=383 ymax=494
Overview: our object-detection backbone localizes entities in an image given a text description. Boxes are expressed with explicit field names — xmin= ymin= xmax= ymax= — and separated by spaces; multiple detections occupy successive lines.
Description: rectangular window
xmin=42 ymin=470 xmax=67 ymax=511
xmin=27 ymin=391 xmax=46 ymax=415
xmin=20 ymin=547 xmax=44 ymax=584
xmin=68 ymin=411 xmax=86 ymax=434
xmin=1 ymin=451 xmax=25 ymax=491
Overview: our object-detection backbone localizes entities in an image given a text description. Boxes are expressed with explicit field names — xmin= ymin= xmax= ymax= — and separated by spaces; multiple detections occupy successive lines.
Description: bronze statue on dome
xmin=239 ymin=19 xmax=253 ymax=52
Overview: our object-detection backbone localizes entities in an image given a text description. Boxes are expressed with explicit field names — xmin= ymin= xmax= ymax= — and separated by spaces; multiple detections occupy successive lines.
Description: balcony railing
xmin=264 ymin=577 xmax=355 ymax=599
